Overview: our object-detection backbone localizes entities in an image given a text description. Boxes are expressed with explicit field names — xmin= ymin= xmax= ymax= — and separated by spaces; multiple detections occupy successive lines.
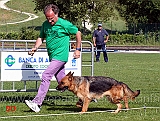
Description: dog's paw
xmin=76 ymin=101 xmax=83 ymax=108
xmin=111 ymin=111 xmax=118 ymax=114
xmin=111 ymin=110 xmax=120 ymax=114
xmin=79 ymin=111 xmax=85 ymax=114
xmin=76 ymin=104 xmax=82 ymax=108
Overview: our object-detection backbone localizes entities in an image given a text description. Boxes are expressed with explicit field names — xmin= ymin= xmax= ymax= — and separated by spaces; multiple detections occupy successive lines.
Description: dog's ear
xmin=68 ymin=72 xmax=74 ymax=81
xmin=71 ymin=72 xmax=74 ymax=76
xmin=66 ymin=71 xmax=71 ymax=76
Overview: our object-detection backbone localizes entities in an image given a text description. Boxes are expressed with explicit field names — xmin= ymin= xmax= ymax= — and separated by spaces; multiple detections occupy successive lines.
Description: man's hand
xmin=104 ymin=40 xmax=108 ymax=43
xmin=73 ymin=50 xmax=80 ymax=59
xmin=28 ymin=47 xmax=37 ymax=56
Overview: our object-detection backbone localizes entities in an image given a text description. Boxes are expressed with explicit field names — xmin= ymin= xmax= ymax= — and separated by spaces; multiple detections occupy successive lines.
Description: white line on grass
xmin=0 ymin=107 xmax=160 ymax=119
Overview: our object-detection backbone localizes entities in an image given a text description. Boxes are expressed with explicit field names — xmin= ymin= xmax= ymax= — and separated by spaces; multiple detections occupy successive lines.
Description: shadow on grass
xmin=0 ymin=95 xmax=34 ymax=103
xmin=46 ymin=103 xmax=113 ymax=112
xmin=1 ymin=95 xmax=114 ymax=112
xmin=0 ymin=95 xmax=74 ymax=103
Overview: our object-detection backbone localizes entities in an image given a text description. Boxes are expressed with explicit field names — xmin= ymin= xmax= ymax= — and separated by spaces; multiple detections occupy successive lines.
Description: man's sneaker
xmin=96 ymin=59 xmax=100 ymax=62
xmin=25 ymin=100 xmax=41 ymax=113
xmin=92 ymin=99 xmax=98 ymax=103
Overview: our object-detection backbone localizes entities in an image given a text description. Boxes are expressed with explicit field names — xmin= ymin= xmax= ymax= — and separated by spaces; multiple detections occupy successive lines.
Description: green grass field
xmin=0 ymin=53 xmax=160 ymax=121
xmin=0 ymin=0 xmax=160 ymax=120
xmin=0 ymin=0 xmax=45 ymax=32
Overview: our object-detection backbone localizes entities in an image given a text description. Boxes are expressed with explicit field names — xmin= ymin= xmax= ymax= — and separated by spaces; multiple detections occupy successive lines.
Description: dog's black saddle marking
xmin=83 ymin=76 xmax=119 ymax=94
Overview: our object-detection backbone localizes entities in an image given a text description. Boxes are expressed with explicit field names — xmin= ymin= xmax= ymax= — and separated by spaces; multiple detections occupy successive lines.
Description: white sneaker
xmin=25 ymin=100 xmax=41 ymax=113
xmin=92 ymin=99 xmax=98 ymax=103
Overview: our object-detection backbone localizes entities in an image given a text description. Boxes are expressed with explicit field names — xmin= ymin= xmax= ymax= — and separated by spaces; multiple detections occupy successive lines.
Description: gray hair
xmin=43 ymin=4 xmax=59 ymax=14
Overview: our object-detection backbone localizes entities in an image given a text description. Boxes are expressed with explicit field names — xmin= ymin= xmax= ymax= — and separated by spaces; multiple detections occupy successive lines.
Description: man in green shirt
xmin=25 ymin=4 xmax=81 ymax=112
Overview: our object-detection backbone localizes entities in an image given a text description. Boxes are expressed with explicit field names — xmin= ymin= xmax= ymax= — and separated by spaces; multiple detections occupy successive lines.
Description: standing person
xmin=25 ymin=4 xmax=81 ymax=113
xmin=93 ymin=23 xmax=109 ymax=62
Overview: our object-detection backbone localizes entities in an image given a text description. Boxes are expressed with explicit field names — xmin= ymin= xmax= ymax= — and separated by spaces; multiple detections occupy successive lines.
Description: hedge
xmin=0 ymin=28 xmax=159 ymax=45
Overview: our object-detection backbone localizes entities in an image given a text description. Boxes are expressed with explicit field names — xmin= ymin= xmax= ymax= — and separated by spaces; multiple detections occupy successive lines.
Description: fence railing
xmin=0 ymin=40 xmax=94 ymax=92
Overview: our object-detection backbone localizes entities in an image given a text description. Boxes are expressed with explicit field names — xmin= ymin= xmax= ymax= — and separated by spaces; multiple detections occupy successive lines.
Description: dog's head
xmin=56 ymin=71 xmax=74 ymax=92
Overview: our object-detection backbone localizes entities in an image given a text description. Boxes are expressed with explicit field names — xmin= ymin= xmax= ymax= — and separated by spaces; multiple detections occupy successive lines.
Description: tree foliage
xmin=33 ymin=0 xmax=114 ymax=26
xmin=116 ymin=0 xmax=160 ymax=23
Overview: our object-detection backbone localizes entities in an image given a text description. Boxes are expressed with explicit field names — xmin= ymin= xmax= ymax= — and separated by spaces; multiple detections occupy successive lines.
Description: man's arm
xmin=73 ymin=31 xmax=81 ymax=59
xmin=92 ymin=30 xmax=96 ymax=47
xmin=75 ymin=31 xmax=81 ymax=48
xmin=104 ymin=35 xmax=109 ymax=43
xmin=28 ymin=38 xmax=44 ymax=56
xmin=104 ymin=30 xmax=109 ymax=43
xmin=93 ymin=37 xmax=96 ymax=47
xmin=34 ymin=38 xmax=44 ymax=48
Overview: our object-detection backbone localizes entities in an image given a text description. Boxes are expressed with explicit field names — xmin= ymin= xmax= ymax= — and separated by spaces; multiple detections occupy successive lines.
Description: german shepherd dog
xmin=56 ymin=71 xmax=140 ymax=113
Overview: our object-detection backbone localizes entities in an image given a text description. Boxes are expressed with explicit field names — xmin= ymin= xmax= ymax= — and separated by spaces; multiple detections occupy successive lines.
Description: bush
xmin=19 ymin=27 xmax=39 ymax=40
xmin=0 ymin=27 xmax=39 ymax=40
xmin=109 ymin=32 xmax=159 ymax=45
xmin=0 ymin=32 xmax=20 ymax=40
xmin=0 ymin=28 xmax=159 ymax=45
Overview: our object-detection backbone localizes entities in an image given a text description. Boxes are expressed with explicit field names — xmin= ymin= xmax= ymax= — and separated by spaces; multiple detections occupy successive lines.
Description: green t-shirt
xmin=40 ymin=17 xmax=78 ymax=62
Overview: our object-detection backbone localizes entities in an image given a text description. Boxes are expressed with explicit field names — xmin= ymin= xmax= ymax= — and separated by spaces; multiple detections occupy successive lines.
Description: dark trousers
xmin=95 ymin=44 xmax=108 ymax=62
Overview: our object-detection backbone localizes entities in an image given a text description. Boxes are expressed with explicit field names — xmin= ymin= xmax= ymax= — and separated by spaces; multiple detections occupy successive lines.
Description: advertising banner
xmin=1 ymin=51 xmax=81 ymax=81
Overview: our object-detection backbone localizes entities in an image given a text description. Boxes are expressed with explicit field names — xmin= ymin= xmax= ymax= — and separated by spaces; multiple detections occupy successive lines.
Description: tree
xmin=33 ymin=0 xmax=114 ymax=28
xmin=116 ymin=0 xmax=160 ymax=23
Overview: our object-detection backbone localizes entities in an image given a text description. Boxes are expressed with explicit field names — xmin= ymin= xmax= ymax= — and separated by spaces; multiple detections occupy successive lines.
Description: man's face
xmin=98 ymin=26 xmax=102 ymax=30
xmin=45 ymin=9 xmax=58 ymax=25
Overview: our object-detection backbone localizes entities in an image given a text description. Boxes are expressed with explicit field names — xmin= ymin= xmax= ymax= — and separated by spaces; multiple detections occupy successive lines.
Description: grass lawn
xmin=0 ymin=0 xmax=159 ymax=120
xmin=0 ymin=9 xmax=28 ymax=25
xmin=0 ymin=0 xmax=127 ymax=33
xmin=0 ymin=0 xmax=45 ymax=32
xmin=0 ymin=53 xmax=160 ymax=121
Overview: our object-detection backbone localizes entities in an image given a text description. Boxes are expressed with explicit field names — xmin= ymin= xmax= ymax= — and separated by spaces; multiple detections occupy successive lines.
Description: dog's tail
xmin=121 ymin=83 xmax=140 ymax=100
xmin=133 ymin=90 xmax=140 ymax=97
